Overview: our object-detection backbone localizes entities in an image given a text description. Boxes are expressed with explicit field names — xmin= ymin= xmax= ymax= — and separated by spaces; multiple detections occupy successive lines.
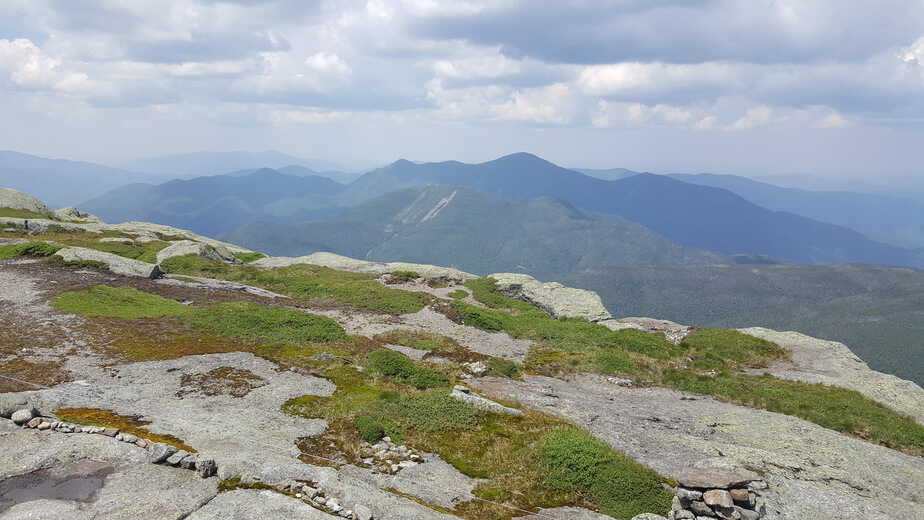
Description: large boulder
xmin=252 ymin=252 xmax=476 ymax=283
xmin=488 ymin=272 xmax=612 ymax=322
xmin=55 ymin=247 xmax=163 ymax=279
xmin=156 ymin=240 xmax=241 ymax=265
xmin=52 ymin=207 xmax=102 ymax=223
xmin=0 ymin=188 xmax=48 ymax=214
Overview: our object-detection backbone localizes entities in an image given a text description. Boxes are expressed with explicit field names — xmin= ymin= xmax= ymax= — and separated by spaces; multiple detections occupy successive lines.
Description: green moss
xmin=183 ymin=302 xmax=349 ymax=344
xmin=536 ymin=429 xmax=673 ymax=519
xmin=51 ymin=286 xmax=189 ymax=319
xmin=233 ymin=251 xmax=266 ymax=263
xmin=366 ymin=349 xmax=449 ymax=389
xmin=0 ymin=241 xmax=62 ymax=259
xmin=160 ymin=255 xmax=430 ymax=315
xmin=389 ymin=270 xmax=420 ymax=283
xmin=448 ymin=289 xmax=469 ymax=299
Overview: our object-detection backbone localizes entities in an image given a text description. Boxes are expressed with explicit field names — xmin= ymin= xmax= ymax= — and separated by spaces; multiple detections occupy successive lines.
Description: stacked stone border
xmin=669 ymin=467 xmax=768 ymax=520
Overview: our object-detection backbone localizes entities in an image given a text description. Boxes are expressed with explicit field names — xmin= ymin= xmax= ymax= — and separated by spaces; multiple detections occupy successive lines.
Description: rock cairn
xmin=359 ymin=436 xmax=422 ymax=474
xmin=275 ymin=479 xmax=375 ymax=519
xmin=669 ymin=467 xmax=768 ymax=520
xmin=12 ymin=407 xmax=216 ymax=478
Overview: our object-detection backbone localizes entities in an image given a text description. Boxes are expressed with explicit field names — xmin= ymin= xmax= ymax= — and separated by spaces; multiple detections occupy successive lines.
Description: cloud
xmin=0 ymin=38 xmax=95 ymax=93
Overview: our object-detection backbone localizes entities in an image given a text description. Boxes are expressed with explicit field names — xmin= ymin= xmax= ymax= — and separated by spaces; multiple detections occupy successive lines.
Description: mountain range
xmin=223 ymin=184 xmax=723 ymax=278
xmin=341 ymin=153 xmax=922 ymax=267
xmin=119 ymin=150 xmax=347 ymax=178
xmin=81 ymin=169 xmax=346 ymax=237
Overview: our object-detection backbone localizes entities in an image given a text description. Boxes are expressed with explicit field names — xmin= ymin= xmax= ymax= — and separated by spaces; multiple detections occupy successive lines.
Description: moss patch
xmin=0 ymin=359 xmax=71 ymax=392
xmin=176 ymin=367 xmax=266 ymax=398
xmin=54 ymin=408 xmax=195 ymax=451
xmin=0 ymin=241 xmax=62 ymax=260
xmin=448 ymin=289 xmax=469 ymax=299
xmin=233 ymin=252 xmax=266 ymax=264
xmin=184 ymin=302 xmax=349 ymax=344
xmin=374 ymin=329 xmax=457 ymax=351
xmin=51 ymin=286 xmax=189 ymax=319
xmin=0 ymin=208 xmax=51 ymax=219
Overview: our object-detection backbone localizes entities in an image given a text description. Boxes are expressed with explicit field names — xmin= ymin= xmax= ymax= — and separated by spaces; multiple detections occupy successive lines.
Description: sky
xmin=1 ymin=0 xmax=924 ymax=182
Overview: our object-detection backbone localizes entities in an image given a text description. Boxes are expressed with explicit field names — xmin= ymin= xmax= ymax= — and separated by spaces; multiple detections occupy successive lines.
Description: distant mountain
xmin=0 ymin=150 xmax=149 ymax=208
xmin=120 ymin=150 xmax=346 ymax=177
xmin=572 ymin=167 xmax=640 ymax=181
xmin=343 ymin=153 xmax=923 ymax=267
xmin=81 ymin=169 xmax=346 ymax=237
xmin=223 ymin=184 xmax=723 ymax=278
xmin=226 ymin=165 xmax=361 ymax=185
xmin=564 ymin=263 xmax=924 ymax=386
xmin=668 ymin=173 xmax=924 ymax=249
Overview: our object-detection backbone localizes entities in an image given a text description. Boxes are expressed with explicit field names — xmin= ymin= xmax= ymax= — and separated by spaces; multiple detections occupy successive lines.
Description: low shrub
xmin=365 ymin=349 xmax=449 ymax=389
xmin=448 ymin=289 xmax=469 ymax=299
xmin=184 ymin=302 xmax=349 ymax=345
xmin=536 ymin=429 xmax=673 ymax=519
xmin=51 ymin=285 xmax=189 ymax=319
xmin=0 ymin=241 xmax=62 ymax=260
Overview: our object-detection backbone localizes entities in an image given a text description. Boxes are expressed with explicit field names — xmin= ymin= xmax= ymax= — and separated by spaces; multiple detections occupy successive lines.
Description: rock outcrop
xmin=55 ymin=247 xmax=163 ymax=278
xmin=52 ymin=207 xmax=102 ymax=223
xmin=0 ymin=187 xmax=49 ymax=214
xmin=253 ymin=252 xmax=476 ymax=283
xmin=488 ymin=272 xmax=612 ymax=321
xmin=155 ymin=240 xmax=241 ymax=265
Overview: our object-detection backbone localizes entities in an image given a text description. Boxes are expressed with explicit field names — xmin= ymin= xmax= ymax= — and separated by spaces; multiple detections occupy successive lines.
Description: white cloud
xmin=726 ymin=106 xmax=773 ymax=131
xmin=270 ymin=108 xmax=351 ymax=124
xmin=0 ymin=38 xmax=95 ymax=93
xmin=305 ymin=52 xmax=352 ymax=76
xmin=493 ymin=83 xmax=577 ymax=124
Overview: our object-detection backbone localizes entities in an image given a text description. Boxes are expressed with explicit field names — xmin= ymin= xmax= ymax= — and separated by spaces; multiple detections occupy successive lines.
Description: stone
xmin=673 ymin=511 xmax=695 ymax=520
xmin=729 ymin=489 xmax=750 ymax=505
xmin=353 ymin=504 xmax=374 ymax=520
xmin=165 ymin=450 xmax=190 ymax=466
xmin=179 ymin=453 xmax=199 ymax=470
xmin=135 ymin=439 xmax=148 ymax=448
xmin=36 ymin=421 xmax=51 ymax=430
xmin=0 ymin=395 xmax=35 ymax=418
xmin=489 ymin=272 xmax=612 ymax=321
xmin=0 ymin=188 xmax=49 ymax=214
xmin=54 ymin=247 xmax=163 ymax=279
xmin=632 ymin=515 xmax=669 ymax=520
xmin=10 ymin=408 xmax=36 ymax=425
xmin=675 ymin=467 xmax=761 ymax=490
xmin=703 ymin=490 xmax=734 ymax=508
xmin=155 ymin=240 xmax=241 ymax=265
xmin=120 ymin=433 xmax=139 ymax=443
xmin=463 ymin=361 xmax=489 ymax=376
xmin=100 ymin=427 xmax=119 ymax=437
xmin=196 ymin=457 xmax=217 ymax=478
xmin=26 ymin=417 xmax=43 ymax=428
xmin=450 ymin=385 xmax=523 ymax=416
xmin=52 ymin=207 xmax=101 ymax=223
xmin=677 ymin=488 xmax=704 ymax=503
xmin=688 ymin=501 xmax=714 ymax=517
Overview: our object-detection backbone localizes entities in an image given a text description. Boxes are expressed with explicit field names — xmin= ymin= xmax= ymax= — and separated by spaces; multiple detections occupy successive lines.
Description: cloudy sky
xmin=1 ymin=0 xmax=923 ymax=181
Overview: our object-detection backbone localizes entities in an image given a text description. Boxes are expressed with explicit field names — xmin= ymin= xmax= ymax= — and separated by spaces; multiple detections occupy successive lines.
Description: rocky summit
xmin=1 ymin=188 xmax=923 ymax=520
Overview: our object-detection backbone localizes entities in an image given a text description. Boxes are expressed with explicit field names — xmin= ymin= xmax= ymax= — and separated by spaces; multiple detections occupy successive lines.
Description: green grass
xmin=0 ymin=241 xmax=62 ymax=260
xmin=160 ymin=255 xmax=430 ymax=315
xmin=184 ymin=302 xmax=349 ymax=344
xmin=365 ymin=349 xmax=450 ymax=389
xmin=485 ymin=358 xmax=522 ymax=378
xmin=449 ymin=289 xmax=469 ymax=299
xmin=680 ymin=328 xmax=786 ymax=370
xmin=0 ymin=208 xmax=51 ymax=219
xmin=663 ymin=371 xmax=924 ymax=455
xmin=389 ymin=270 xmax=420 ymax=283
xmin=233 ymin=252 xmax=266 ymax=263
xmin=536 ymin=429 xmax=674 ymax=519
xmin=51 ymin=286 xmax=189 ymax=319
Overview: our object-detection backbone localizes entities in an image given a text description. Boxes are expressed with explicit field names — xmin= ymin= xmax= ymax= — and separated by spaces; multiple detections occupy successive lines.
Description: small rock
xmin=135 ymin=439 xmax=148 ymax=448
xmin=165 ymin=450 xmax=190 ymax=466
xmin=37 ymin=422 xmax=51 ymax=430
xmin=672 ymin=511 xmax=695 ymax=520
xmin=382 ymin=436 xmax=392 ymax=443
xmin=179 ymin=453 xmax=199 ymax=470
xmin=120 ymin=433 xmax=139 ymax=443
xmin=100 ymin=427 xmax=119 ymax=437
xmin=196 ymin=458 xmax=217 ymax=478
xmin=632 ymin=515 xmax=669 ymax=520
xmin=729 ymin=489 xmax=750 ymax=505
xmin=26 ymin=417 xmax=43 ymax=429
xmin=734 ymin=507 xmax=760 ymax=520
xmin=462 ymin=361 xmax=488 ymax=376
xmin=10 ymin=408 xmax=36 ymax=425
xmin=148 ymin=443 xmax=178 ymax=463
xmin=676 ymin=467 xmax=761 ymax=490
xmin=314 ymin=497 xmax=326 ymax=505
xmin=688 ymin=501 xmax=713 ymax=517
xmin=303 ymin=486 xmax=319 ymax=499
xmin=704 ymin=489 xmax=733 ymax=508
xmin=677 ymin=488 xmax=703 ymax=504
